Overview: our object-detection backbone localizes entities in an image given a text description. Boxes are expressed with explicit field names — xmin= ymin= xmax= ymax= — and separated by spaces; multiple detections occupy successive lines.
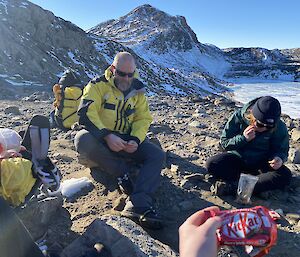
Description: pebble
xmin=170 ymin=164 xmax=179 ymax=172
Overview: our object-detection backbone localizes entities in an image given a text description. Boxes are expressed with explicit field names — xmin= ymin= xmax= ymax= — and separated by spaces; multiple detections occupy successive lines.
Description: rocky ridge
xmin=224 ymin=47 xmax=300 ymax=80
xmin=89 ymin=4 xmax=300 ymax=82
xmin=0 ymin=0 xmax=108 ymax=88
xmin=0 ymin=0 xmax=228 ymax=97
xmin=3 ymin=1 xmax=299 ymax=100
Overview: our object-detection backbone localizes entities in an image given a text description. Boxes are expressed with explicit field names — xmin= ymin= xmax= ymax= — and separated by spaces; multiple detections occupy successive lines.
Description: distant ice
xmin=229 ymin=81 xmax=300 ymax=119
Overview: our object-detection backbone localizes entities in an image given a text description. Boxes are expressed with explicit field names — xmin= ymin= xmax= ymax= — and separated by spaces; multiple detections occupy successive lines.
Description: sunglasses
xmin=115 ymin=69 xmax=135 ymax=78
xmin=255 ymin=120 xmax=273 ymax=129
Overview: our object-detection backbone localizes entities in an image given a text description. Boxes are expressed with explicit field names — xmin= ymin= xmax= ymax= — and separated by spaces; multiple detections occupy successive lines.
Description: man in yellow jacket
xmin=75 ymin=52 xmax=165 ymax=229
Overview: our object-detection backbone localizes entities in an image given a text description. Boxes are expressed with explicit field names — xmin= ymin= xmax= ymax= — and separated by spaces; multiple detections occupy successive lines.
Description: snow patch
xmin=60 ymin=177 xmax=93 ymax=198
xmin=68 ymin=51 xmax=85 ymax=66
xmin=47 ymin=51 xmax=66 ymax=69
xmin=0 ymin=0 xmax=8 ymax=15
xmin=163 ymin=83 xmax=186 ymax=95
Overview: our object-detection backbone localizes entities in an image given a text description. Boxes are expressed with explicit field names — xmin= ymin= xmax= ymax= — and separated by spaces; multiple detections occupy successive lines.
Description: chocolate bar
xmin=206 ymin=206 xmax=278 ymax=257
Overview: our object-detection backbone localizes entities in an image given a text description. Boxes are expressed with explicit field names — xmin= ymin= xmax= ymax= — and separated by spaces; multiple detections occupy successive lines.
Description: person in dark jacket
xmin=206 ymin=96 xmax=292 ymax=195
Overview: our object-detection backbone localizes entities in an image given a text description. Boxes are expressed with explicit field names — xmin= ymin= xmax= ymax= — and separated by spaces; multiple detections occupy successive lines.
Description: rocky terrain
xmin=1 ymin=93 xmax=300 ymax=257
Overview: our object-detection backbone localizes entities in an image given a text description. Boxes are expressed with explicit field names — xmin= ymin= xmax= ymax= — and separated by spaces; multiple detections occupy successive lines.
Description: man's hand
xmin=123 ymin=140 xmax=138 ymax=153
xmin=243 ymin=125 xmax=256 ymax=142
xmin=268 ymin=156 xmax=283 ymax=170
xmin=104 ymin=134 xmax=127 ymax=152
xmin=179 ymin=206 xmax=222 ymax=257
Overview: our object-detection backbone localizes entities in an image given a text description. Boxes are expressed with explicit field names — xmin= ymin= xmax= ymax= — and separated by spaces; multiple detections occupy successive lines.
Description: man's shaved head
xmin=112 ymin=52 xmax=136 ymax=69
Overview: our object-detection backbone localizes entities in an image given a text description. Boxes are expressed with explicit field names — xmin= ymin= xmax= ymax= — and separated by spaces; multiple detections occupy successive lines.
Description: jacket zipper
xmin=114 ymin=100 xmax=121 ymax=130
xmin=118 ymin=99 xmax=128 ymax=131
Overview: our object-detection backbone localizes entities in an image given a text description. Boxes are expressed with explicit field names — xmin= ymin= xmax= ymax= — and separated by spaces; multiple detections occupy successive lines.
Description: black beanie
xmin=252 ymin=96 xmax=281 ymax=127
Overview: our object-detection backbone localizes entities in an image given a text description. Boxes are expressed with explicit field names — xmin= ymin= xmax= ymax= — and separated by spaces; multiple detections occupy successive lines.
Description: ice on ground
xmin=229 ymin=81 xmax=300 ymax=119
xmin=60 ymin=177 xmax=92 ymax=198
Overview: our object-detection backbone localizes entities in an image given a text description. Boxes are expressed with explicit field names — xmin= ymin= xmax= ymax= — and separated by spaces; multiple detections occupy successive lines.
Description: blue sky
xmin=29 ymin=0 xmax=300 ymax=50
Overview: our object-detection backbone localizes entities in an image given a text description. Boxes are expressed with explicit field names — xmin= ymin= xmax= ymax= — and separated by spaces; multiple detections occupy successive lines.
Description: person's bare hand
xmin=268 ymin=156 xmax=283 ymax=170
xmin=104 ymin=134 xmax=126 ymax=152
xmin=179 ymin=206 xmax=222 ymax=257
xmin=243 ymin=125 xmax=256 ymax=142
xmin=123 ymin=140 xmax=138 ymax=153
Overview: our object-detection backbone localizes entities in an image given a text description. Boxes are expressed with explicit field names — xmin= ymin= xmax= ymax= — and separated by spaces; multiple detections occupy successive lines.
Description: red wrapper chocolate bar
xmin=206 ymin=206 xmax=278 ymax=257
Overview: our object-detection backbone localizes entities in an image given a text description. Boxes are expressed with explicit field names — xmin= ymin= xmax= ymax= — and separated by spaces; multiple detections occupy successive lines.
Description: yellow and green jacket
xmin=78 ymin=67 xmax=153 ymax=144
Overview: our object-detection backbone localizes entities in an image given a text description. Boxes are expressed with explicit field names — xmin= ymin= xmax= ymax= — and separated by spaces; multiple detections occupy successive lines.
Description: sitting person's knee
xmin=280 ymin=166 xmax=292 ymax=185
xmin=205 ymin=155 xmax=218 ymax=173
xmin=74 ymin=130 xmax=94 ymax=153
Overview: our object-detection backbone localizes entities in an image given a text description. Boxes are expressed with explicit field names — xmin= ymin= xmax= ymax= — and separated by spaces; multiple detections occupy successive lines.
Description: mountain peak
xmin=88 ymin=4 xmax=200 ymax=52
xmin=132 ymin=4 xmax=157 ymax=13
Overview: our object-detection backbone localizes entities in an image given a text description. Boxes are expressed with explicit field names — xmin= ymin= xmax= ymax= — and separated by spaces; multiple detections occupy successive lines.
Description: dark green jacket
xmin=220 ymin=98 xmax=289 ymax=166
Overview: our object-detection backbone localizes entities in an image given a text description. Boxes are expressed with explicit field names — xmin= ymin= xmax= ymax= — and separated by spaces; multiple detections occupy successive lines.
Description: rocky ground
xmin=1 ymin=92 xmax=300 ymax=257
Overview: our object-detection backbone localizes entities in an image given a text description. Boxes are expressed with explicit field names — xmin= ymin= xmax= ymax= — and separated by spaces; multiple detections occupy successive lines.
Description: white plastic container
xmin=0 ymin=128 xmax=22 ymax=158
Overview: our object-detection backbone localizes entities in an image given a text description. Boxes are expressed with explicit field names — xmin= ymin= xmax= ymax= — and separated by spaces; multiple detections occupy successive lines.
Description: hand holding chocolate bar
xmin=207 ymin=206 xmax=278 ymax=257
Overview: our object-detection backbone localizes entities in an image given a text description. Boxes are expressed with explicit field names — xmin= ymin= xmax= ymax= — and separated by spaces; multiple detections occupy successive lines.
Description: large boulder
xmin=16 ymin=195 xmax=63 ymax=240
xmin=61 ymin=215 xmax=178 ymax=257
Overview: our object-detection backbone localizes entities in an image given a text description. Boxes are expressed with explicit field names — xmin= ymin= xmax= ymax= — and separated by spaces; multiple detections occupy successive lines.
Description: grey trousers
xmin=74 ymin=129 xmax=165 ymax=208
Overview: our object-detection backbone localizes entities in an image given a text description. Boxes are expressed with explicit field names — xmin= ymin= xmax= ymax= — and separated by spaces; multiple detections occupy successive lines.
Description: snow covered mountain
xmin=89 ymin=4 xmax=300 ymax=82
xmin=88 ymin=5 xmax=230 ymax=83
xmin=0 ymin=1 xmax=299 ymax=98
xmin=0 ymin=1 xmax=228 ymax=97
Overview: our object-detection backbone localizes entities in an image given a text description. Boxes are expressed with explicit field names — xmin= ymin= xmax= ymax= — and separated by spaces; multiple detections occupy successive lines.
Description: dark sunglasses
xmin=115 ymin=69 xmax=135 ymax=78
xmin=255 ymin=120 xmax=273 ymax=129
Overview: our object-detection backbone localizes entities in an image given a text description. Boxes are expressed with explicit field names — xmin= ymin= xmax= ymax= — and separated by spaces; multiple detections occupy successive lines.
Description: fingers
xmin=268 ymin=157 xmax=282 ymax=165
xmin=186 ymin=206 xmax=220 ymax=226
xmin=20 ymin=146 xmax=27 ymax=151
xmin=127 ymin=140 xmax=136 ymax=146
xmin=245 ymin=125 xmax=255 ymax=133
xmin=243 ymin=125 xmax=256 ymax=142
xmin=200 ymin=216 xmax=222 ymax=235
xmin=124 ymin=145 xmax=138 ymax=153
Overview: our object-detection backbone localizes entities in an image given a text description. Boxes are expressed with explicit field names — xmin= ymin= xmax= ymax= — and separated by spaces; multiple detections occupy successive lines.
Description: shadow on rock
xmin=146 ymin=173 xmax=220 ymax=252
xmin=166 ymin=151 xmax=207 ymax=174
